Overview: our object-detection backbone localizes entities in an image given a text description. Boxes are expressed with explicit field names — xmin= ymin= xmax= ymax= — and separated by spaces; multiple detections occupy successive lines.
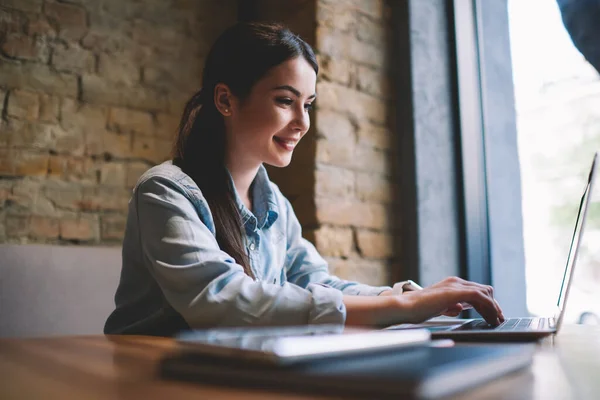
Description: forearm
xmin=343 ymin=295 xmax=410 ymax=327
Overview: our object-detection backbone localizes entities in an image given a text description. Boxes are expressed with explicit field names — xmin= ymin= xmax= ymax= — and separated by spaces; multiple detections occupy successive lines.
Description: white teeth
xmin=275 ymin=137 xmax=297 ymax=146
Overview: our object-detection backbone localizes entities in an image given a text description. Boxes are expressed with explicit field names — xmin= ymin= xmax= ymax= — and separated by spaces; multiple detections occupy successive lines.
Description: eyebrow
xmin=273 ymin=85 xmax=316 ymax=100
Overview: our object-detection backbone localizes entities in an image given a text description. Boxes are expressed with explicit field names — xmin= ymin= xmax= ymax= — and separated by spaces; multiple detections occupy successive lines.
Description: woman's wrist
xmin=343 ymin=294 xmax=413 ymax=326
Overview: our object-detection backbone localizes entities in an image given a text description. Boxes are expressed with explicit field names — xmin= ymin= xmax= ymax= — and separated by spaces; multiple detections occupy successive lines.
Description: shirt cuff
xmin=306 ymin=283 xmax=347 ymax=325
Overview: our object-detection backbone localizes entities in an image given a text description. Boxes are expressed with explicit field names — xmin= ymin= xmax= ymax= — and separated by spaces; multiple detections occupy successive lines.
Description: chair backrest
xmin=0 ymin=244 xmax=122 ymax=338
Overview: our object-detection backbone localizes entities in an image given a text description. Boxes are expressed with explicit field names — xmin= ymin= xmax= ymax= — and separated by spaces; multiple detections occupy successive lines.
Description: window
xmin=508 ymin=0 xmax=600 ymax=323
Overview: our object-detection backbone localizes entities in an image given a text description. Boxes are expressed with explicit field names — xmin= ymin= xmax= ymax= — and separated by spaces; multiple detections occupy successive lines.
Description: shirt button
xmin=249 ymin=243 xmax=256 ymax=251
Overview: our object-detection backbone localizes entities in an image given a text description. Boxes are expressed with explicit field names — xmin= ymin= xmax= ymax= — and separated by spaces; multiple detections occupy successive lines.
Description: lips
xmin=273 ymin=136 xmax=299 ymax=151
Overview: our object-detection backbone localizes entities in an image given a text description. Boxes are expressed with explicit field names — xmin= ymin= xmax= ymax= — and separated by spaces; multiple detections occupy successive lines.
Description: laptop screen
xmin=555 ymin=153 xmax=597 ymax=328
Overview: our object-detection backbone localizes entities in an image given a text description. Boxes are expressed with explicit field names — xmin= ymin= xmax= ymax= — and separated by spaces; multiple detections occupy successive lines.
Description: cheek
xmin=242 ymin=105 xmax=287 ymax=137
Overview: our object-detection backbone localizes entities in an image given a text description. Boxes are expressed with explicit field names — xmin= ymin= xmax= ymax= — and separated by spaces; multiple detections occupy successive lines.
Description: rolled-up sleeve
xmin=135 ymin=177 xmax=346 ymax=328
xmin=283 ymin=197 xmax=392 ymax=296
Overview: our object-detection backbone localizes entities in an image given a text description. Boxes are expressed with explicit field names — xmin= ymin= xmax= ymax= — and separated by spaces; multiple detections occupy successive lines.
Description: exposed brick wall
xmin=0 ymin=0 xmax=237 ymax=244
xmin=1 ymin=0 xmax=402 ymax=286
xmin=312 ymin=0 xmax=399 ymax=286
xmin=258 ymin=0 xmax=401 ymax=286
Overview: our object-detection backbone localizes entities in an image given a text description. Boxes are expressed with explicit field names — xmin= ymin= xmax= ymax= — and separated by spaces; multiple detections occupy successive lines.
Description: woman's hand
xmin=401 ymin=277 xmax=505 ymax=326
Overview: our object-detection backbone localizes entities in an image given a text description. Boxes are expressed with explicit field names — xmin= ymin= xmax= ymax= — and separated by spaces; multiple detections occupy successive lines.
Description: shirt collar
xmin=227 ymin=165 xmax=279 ymax=232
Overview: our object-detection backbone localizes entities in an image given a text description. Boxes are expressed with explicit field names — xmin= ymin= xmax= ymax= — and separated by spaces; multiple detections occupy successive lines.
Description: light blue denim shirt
xmin=104 ymin=161 xmax=391 ymax=336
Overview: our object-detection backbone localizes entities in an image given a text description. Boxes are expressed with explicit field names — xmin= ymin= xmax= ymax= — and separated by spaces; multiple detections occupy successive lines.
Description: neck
xmin=225 ymin=157 xmax=261 ymax=207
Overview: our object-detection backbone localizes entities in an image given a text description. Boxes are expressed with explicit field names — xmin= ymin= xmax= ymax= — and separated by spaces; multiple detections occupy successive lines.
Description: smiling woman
xmin=103 ymin=22 xmax=504 ymax=337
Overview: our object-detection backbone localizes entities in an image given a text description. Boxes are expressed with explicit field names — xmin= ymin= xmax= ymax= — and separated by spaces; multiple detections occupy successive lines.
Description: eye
xmin=276 ymin=97 xmax=293 ymax=106
xmin=304 ymin=103 xmax=314 ymax=111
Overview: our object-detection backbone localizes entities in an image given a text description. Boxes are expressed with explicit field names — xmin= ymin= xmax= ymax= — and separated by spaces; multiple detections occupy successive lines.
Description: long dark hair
xmin=173 ymin=22 xmax=318 ymax=278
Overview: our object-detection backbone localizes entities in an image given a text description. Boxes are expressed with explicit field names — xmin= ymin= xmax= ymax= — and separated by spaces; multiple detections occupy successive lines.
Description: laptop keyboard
xmin=455 ymin=317 xmax=545 ymax=331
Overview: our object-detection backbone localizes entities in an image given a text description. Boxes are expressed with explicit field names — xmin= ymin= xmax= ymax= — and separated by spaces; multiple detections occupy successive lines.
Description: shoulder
xmin=135 ymin=161 xmax=195 ymax=190
xmin=134 ymin=161 xmax=216 ymax=232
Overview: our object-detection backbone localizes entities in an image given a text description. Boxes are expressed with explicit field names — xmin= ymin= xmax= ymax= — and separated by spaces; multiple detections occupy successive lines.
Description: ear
xmin=214 ymin=83 xmax=234 ymax=117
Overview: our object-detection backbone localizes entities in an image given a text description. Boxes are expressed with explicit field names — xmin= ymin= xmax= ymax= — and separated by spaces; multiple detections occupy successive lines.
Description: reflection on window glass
xmin=508 ymin=0 xmax=600 ymax=324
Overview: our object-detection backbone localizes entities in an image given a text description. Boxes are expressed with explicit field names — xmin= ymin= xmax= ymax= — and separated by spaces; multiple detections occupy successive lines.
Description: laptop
xmin=161 ymin=325 xmax=535 ymax=399
xmin=386 ymin=152 xmax=598 ymax=341
xmin=169 ymin=324 xmax=430 ymax=365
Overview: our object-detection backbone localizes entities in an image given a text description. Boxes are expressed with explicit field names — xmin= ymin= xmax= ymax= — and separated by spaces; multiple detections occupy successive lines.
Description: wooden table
xmin=1 ymin=325 xmax=598 ymax=400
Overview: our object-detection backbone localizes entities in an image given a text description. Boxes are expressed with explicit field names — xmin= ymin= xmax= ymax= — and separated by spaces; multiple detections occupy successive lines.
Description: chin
xmin=265 ymin=154 xmax=293 ymax=168
xmin=266 ymin=159 xmax=292 ymax=168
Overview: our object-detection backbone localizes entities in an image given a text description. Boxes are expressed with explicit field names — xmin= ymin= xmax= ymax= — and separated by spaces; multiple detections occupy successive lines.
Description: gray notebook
xmin=161 ymin=325 xmax=534 ymax=399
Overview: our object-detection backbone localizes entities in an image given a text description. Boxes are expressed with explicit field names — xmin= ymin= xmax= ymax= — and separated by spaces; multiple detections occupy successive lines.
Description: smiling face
xmin=222 ymin=56 xmax=317 ymax=170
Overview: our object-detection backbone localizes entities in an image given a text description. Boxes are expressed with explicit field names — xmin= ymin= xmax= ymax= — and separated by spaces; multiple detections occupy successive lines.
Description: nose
xmin=292 ymin=105 xmax=310 ymax=134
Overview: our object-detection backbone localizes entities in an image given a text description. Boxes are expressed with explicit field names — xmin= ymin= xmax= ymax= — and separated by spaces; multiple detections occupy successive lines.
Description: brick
xmin=355 ymin=172 xmax=395 ymax=203
xmin=356 ymin=13 xmax=386 ymax=47
xmin=310 ymin=225 xmax=354 ymax=257
xmin=28 ymin=16 xmax=56 ymax=37
xmin=108 ymin=107 xmax=153 ymax=135
xmin=0 ymin=149 xmax=11 ymax=175
xmin=357 ymin=123 xmax=391 ymax=150
xmin=317 ymin=2 xmax=356 ymax=33
xmin=47 ymin=155 xmax=65 ymax=178
xmin=44 ymin=1 xmax=88 ymax=41
xmin=130 ymin=19 xmax=187 ymax=51
xmin=0 ymin=180 xmax=12 ymax=208
xmin=350 ymin=0 xmax=385 ymax=20
xmin=143 ymin=64 xmax=202 ymax=91
xmin=0 ymin=7 xmax=27 ymax=33
xmin=1 ymin=0 xmax=43 ymax=13
xmin=356 ymin=229 xmax=396 ymax=259
xmin=48 ymin=155 xmax=95 ymax=182
xmin=2 ymin=120 xmax=56 ymax=151
xmin=316 ymin=26 xmax=386 ymax=68
xmin=126 ymin=161 xmax=149 ymax=188
xmin=101 ymin=214 xmax=126 ymax=241
xmin=100 ymin=161 xmax=127 ymax=186
xmin=82 ymin=74 xmax=168 ymax=111
xmin=315 ymin=198 xmax=389 ymax=229
xmin=0 ymin=60 xmax=78 ymax=96
xmin=52 ymin=44 xmax=95 ymax=72
xmin=317 ymin=55 xmax=353 ymax=87
xmin=59 ymin=214 xmax=98 ymax=241
xmin=7 ymin=89 xmax=39 ymax=120
xmin=53 ymin=124 xmax=86 ymax=156
xmin=39 ymin=94 xmax=60 ymax=123
xmin=1 ymin=34 xmax=45 ymax=61
xmin=315 ymin=164 xmax=354 ymax=199
xmin=61 ymin=98 xmax=106 ymax=128
xmin=355 ymin=146 xmax=391 ymax=176
xmin=97 ymin=53 xmax=140 ymax=86
xmin=43 ymin=183 xmax=82 ymax=210
xmin=155 ymin=113 xmax=180 ymax=139
xmin=356 ymin=65 xmax=391 ymax=99
xmin=61 ymin=99 xmax=107 ymax=156
xmin=0 ymin=89 xmax=6 ymax=112
xmin=5 ymin=214 xmax=29 ymax=238
xmin=11 ymin=150 xmax=49 ymax=176
xmin=81 ymin=186 xmax=130 ymax=212
xmin=30 ymin=215 xmax=59 ymax=239
xmin=315 ymin=137 xmax=355 ymax=169
xmin=65 ymin=157 xmax=98 ymax=183
xmin=101 ymin=131 xmax=132 ymax=158
xmin=132 ymin=136 xmax=171 ymax=164
xmin=317 ymin=81 xmax=386 ymax=125
xmin=315 ymin=110 xmax=356 ymax=167
xmin=8 ymin=179 xmax=42 ymax=211
xmin=316 ymin=109 xmax=356 ymax=141
xmin=325 ymin=256 xmax=389 ymax=286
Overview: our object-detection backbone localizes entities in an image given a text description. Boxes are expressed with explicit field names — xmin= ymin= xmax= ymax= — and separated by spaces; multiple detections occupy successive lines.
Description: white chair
xmin=0 ymin=244 xmax=121 ymax=337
